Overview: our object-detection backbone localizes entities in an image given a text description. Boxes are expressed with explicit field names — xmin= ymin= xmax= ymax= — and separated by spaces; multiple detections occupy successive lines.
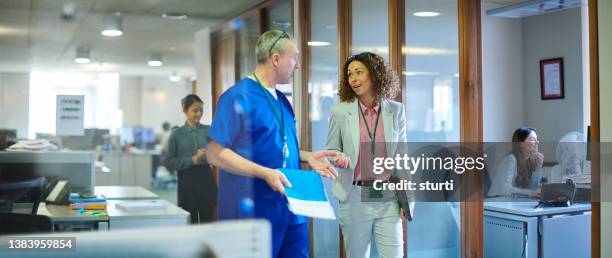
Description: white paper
xmin=115 ymin=201 xmax=167 ymax=211
xmin=286 ymin=197 xmax=336 ymax=220
xmin=56 ymin=95 xmax=85 ymax=136
xmin=543 ymin=63 xmax=561 ymax=96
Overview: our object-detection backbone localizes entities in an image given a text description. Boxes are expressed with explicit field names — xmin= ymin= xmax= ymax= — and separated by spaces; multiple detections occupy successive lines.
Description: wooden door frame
xmin=588 ymin=0 xmax=600 ymax=257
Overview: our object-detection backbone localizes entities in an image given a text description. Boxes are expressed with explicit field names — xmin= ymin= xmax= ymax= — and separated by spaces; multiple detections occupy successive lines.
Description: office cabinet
xmin=484 ymin=198 xmax=591 ymax=258
xmin=95 ymin=153 xmax=153 ymax=188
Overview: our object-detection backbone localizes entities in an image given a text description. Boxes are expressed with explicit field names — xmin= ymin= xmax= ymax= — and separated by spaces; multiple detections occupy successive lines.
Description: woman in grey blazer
xmin=326 ymin=52 xmax=412 ymax=258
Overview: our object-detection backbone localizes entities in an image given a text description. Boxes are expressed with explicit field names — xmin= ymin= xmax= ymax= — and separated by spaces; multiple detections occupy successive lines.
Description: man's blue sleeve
xmin=208 ymin=91 xmax=247 ymax=148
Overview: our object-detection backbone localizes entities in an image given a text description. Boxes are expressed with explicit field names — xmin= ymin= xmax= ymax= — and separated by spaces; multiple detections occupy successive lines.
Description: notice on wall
xmin=56 ymin=95 xmax=84 ymax=136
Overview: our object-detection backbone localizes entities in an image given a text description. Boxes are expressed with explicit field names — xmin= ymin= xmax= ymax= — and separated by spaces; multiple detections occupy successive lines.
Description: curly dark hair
xmin=338 ymin=52 xmax=400 ymax=103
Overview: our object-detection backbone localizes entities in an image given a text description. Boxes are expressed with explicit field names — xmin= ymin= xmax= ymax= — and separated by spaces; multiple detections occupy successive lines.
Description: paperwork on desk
xmin=7 ymin=139 xmax=58 ymax=151
xmin=70 ymin=193 xmax=107 ymax=210
xmin=115 ymin=200 xmax=167 ymax=211
xmin=279 ymin=169 xmax=336 ymax=220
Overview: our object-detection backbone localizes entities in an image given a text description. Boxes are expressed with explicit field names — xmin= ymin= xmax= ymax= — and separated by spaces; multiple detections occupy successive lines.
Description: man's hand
xmin=261 ymin=168 xmax=292 ymax=195
xmin=306 ymin=150 xmax=339 ymax=179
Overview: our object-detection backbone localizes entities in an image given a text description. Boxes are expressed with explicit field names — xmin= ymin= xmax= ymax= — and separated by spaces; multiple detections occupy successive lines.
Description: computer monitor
xmin=120 ymin=127 xmax=134 ymax=145
xmin=132 ymin=127 xmax=155 ymax=149
xmin=0 ymin=129 xmax=17 ymax=140
xmin=85 ymin=128 xmax=110 ymax=148
xmin=0 ymin=129 xmax=17 ymax=150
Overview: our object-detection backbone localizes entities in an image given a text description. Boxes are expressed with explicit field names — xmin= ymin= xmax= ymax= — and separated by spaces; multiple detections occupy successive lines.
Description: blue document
xmin=278 ymin=169 xmax=336 ymax=220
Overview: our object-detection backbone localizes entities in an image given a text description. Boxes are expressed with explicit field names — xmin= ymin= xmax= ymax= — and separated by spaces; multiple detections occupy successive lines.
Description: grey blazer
xmin=326 ymin=99 xmax=413 ymax=209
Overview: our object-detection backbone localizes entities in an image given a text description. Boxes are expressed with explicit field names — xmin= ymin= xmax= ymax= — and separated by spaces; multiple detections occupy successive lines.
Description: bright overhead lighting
xmin=148 ymin=61 xmax=162 ymax=67
xmin=169 ymin=72 xmax=181 ymax=82
xmin=413 ymin=11 xmax=440 ymax=17
xmin=101 ymin=12 xmax=123 ymax=37
xmin=162 ymin=13 xmax=188 ymax=20
xmin=402 ymin=71 xmax=440 ymax=76
xmin=148 ymin=52 xmax=163 ymax=67
xmin=74 ymin=58 xmax=90 ymax=64
xmin=74 ymin=46 xmax=91 ymax=64
xmin=308 ymin=41 xmax=331 ymax=46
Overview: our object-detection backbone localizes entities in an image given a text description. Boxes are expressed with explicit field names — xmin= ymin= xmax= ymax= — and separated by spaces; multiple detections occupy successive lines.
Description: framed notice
xmin=56 ymin=95 xmax=85 ymax=136
xmin=540 ymin=58 xmax=564 ymax=100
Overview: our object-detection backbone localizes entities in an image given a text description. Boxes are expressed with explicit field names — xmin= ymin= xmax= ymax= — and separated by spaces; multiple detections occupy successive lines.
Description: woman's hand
xmin=192 ymin=154 xmax=202 ymax=165
xmin=307 ymin=150 xmax=339 ymax=179
xmin=192 ymin=149 xmax=207 ymax=165
xmin=400 ymin=207 xmax=414 ymax=221
xmin=532 ymin=189 xmax=541 ymax=199
xmin=332 ymin=152 xmax=351 ymax=169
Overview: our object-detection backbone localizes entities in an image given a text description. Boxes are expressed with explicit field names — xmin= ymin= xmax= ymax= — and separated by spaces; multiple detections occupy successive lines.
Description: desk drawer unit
xmin=541 ymin=212 xmax=591 ymax=258
xmin=485 ymin=215 xmax=526 ymax=258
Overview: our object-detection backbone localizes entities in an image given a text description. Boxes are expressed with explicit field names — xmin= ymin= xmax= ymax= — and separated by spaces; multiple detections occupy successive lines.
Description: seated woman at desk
xmin=488 ymin=127 xmax=544 ymax=198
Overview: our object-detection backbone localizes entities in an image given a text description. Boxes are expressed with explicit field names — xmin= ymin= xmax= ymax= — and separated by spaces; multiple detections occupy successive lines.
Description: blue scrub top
xmin=208 ymin=77 xmax=307 ymax=225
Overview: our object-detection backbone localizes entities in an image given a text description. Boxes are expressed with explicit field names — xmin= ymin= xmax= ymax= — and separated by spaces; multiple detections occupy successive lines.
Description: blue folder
xmin=278 ymin=169 xmax=328 ymax=202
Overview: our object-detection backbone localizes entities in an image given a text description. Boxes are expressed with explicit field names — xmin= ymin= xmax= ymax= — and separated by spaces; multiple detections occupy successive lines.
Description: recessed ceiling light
xmin=169 ymin=72 xmax=181 ymax=82
xmin=413 ymin=11 xmax=440 ymax=17
xmin=75 ymin=57 xmax=90 ymax=64
xmin=148 ymin=52 xmax=163 ymax=67
xmin=308 ymin=41 xmax=331 ymax=47
xmin=74 ymin=46 xmax=91 ymax=64
xmin=162 ymin=13 xmax=189 ymax=20
xmin=101 ymin=12 xmax=123 ymax=36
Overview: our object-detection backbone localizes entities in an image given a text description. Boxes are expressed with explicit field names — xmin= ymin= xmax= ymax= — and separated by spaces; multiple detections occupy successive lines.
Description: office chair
xmin=0 ymin=177 xmax=47 ymax=214
xmin=0 ymin=213 xmax=53 ymax=235
xmin=0 ymin=177 xmax=53 ymax=235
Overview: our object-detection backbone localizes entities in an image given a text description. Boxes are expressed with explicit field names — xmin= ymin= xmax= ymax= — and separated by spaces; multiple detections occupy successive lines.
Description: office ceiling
xmin=0 ymin=0 xmax=264 ymax=77
xmin=482 ymin=0 xmax=523 ymax=4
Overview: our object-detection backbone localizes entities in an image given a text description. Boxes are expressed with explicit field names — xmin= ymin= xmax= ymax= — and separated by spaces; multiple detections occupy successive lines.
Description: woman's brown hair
xmin=512 ymin=127 xmax=540 ymax=188
xmin=338 ymin=52 xmax=400 ymax=103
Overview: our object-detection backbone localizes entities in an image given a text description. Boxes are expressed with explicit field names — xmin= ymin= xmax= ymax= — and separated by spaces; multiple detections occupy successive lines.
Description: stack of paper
xmin=115 ymin=201 xmax=167 ymax=211
xmin=69 ymin=193 xmax=107 ymax=210
xmin=278 ymin=169 xmax=336 ymax=220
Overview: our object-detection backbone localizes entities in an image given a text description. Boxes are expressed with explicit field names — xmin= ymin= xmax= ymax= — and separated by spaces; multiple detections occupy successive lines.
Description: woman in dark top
xmin=162 ymin=94 xmax=216 ymax=223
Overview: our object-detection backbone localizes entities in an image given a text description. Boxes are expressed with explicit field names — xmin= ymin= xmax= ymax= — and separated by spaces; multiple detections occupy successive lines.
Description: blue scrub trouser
xmin=273 ymin=222 xmax=309 ymax=258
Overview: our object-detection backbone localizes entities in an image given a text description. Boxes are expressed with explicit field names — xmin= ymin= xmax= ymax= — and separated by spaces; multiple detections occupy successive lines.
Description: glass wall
xmin=405 ymin=0 xmax=460 ymax=257
xmin=266 ymin=0 xmax=294 ymax=103
xmin=309 ymin=0 xmax=339 ymax=257
xmin=238 ymin=15 xmax=260 ymax=79
xmin=351 ymin=0 xmax=389 ymax=61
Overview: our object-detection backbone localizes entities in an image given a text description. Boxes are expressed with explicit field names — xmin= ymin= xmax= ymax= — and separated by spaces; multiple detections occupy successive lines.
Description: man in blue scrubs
xmin=206 ymin=30 xmax=342 ymax=258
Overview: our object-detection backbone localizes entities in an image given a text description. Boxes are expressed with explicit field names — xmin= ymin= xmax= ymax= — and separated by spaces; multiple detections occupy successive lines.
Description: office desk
xmin=94 ymin=186 xmax=159 ymax=200
xmin=484 ymin=198 xmax=591 ymax=258
xmin=37 ymin=203 xmax=109 ymax=230
xmin=38 ymin=200 xmax=188 ymax=231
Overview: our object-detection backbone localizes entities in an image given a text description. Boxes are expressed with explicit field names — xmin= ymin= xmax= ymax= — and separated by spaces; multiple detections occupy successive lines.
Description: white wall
xmin=119 ymin=76 xmax=142 ymax=127
xmin=139 ymin=76 xmax=191 ymax=133
xmin=523 ymin=8 xmax=584 ymax=160
xmin=599 ymin=0 xmax=612 ymax=256
xmin=194 ymin=28 xmax=213 ymax=125
xmin=482 ymin=5 xmax=524 ymax=142
xmin=0 ymin=72 xmax=29 ymax=138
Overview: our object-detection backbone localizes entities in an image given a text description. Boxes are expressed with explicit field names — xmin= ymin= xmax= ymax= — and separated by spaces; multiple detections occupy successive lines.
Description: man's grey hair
xmin=255 ymin=30 xmax=297 ymax=64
